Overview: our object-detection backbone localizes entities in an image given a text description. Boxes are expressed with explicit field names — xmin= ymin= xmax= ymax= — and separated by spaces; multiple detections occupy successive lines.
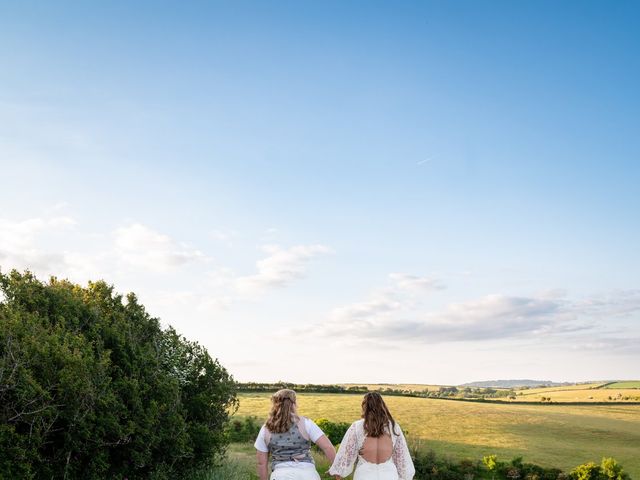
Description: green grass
xmin=214 ymin=443 xmax=333 ymax=479
xmin=604 ymin=381 xmax=640 ymax=389
xmin=193 ymin=458 xmax=256 ymax=480
xmin=236 ymin=392 xmax=640 ymax=479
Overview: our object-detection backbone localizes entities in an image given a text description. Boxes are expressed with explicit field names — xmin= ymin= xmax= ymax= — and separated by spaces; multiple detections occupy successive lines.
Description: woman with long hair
xmin=255 ymin=389 xmax=336 ymax=480
xmin=328 ymin=392 xmax=415 ymax=480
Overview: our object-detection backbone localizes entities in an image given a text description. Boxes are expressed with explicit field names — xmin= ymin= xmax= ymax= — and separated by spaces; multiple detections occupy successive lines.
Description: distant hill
xmin=460 ymin=379 xmax=572 ymax=388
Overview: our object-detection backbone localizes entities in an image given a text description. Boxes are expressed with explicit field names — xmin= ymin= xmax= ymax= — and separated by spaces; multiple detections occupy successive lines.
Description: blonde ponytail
xmin=265 ymin=389 xmax=298 ymax=433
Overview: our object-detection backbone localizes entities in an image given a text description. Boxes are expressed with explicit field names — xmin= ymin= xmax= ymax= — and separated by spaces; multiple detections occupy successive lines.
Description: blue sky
xmin=1 ymin=1 xmax=639 ymax=384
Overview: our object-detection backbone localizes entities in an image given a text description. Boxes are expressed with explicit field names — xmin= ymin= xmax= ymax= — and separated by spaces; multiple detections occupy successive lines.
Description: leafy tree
xmin=0 ymin=270 xmax=237 ymax=479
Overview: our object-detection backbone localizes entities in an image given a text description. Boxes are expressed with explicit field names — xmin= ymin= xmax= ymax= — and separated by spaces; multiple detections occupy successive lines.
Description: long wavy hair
xmin=265 ymin=389 xmax=299 ymax=433
xmin=362 ymin=392 xmax=398 ymax=437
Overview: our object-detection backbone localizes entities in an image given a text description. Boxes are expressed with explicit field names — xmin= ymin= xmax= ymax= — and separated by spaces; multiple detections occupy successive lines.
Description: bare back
xmin=359 ymin=434 xmax=393 ymax=464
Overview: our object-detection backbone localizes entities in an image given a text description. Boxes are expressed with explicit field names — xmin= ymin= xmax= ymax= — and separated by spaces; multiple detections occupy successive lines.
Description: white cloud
xmin=317 ymin=293 xmax=577 ymax=344
xmin=156 ymin=244 xmax=333 ymax=315
xmin=297 ymin=276 xmax=640 ymax=347
xmin=235 ymin=244 xmax=332 ymax=293
xmin=325 ymin=272 xmax=443 ymax=324
xmin=113 ymin=223 xmax=208 ymax=272
xmin=1 ymin=213 xmax=333 ymax=323
xmin=0 ymin=216 xmax=76 ymax=274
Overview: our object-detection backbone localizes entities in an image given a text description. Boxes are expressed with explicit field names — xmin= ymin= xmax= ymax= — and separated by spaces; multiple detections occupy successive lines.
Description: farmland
xmin=513 ymin=385 xmax=640 ymax=402
xmin=333 ymin=381 xmax=640 ymax=403
xmin=604 ymin=381 xmax=640 ymax=389
xmin=236 ymin=392 xmax=640 ymax=478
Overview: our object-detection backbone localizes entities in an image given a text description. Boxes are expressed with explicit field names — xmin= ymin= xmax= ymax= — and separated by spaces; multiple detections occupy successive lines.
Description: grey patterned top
xmin=268 ymin=420 xmax=314 ymax=469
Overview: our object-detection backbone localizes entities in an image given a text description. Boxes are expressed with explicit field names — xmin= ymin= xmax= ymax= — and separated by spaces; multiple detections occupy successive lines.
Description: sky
xmin=1 ymin=0 xmax=639 ymax=385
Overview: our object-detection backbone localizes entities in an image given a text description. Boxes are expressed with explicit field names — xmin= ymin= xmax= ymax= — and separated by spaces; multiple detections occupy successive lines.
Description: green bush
xmin=314 ymin=418 xmax=351 ymax=445
xmin=226 ymin=416 xmax=262 ymax=443
xmin=413 ymin=449 xmax=480 ymax=480
xmin=569 ymin=458 xmax=630 ymax=480
xmin=600 ymin=458 xmax=629 ymax=480
xmin=0 ymin=270 xmax=237 ymax=479
xmin=409 ymin=452 xmax=627 ymax=480
xmin=570 ymin=462 xmax=601 ymax=480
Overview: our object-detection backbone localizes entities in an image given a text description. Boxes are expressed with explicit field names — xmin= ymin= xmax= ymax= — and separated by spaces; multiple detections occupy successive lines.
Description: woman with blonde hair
xmin=254 ymin=389 xmax=336 ymax=480
xmin=328 ymin=392 xmax=415 ymax=480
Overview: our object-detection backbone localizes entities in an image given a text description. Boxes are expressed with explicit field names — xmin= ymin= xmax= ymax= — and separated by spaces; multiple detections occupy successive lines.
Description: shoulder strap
xmin=264 ymin=426 xmax=272 ymax=446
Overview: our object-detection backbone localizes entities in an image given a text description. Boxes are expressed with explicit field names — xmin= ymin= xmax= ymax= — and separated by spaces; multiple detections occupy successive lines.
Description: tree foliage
xmin=0 ymin=270 xmax=237 ymax=479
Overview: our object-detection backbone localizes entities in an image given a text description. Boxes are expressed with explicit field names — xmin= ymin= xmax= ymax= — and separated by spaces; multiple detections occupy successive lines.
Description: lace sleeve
xmin=328 ymin=422 xmax=360 ymax=477
xmin=392 ymin=424 xmax=415 ymax=480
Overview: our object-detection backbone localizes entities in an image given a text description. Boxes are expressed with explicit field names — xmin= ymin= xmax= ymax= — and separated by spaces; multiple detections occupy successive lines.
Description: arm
xmin=254 ymin=426 xmax=270 ymax=480
xmin=328 ymin=422 xmax=360 ymax=478
xmin=391 ymin=425 xmax=415 ymax=480
xmin=315 ymin=434 xmax=337 ymax=464
xmin=256 ymin=451 xmax=268 ymax=480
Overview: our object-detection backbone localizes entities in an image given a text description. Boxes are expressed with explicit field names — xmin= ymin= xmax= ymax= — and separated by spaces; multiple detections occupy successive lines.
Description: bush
xmin=413 ymin=449 xmax=481 ymax=480
xmin=569 ymin=458 xmax=630 ymax=480
xmin=314 ymin=418 xmax=351 ymax=445
xmin=0 ymin=270 xmax=237 ymax=479
xmin=409 ymin=452 xmax=629 ymax=480
xmin=600 ymin=458 xmax=629 ymax=480
xmin=226 ymin=416 xmax=262 ymax=443
xmin=570 ymin=462 xmax=601 ymax=480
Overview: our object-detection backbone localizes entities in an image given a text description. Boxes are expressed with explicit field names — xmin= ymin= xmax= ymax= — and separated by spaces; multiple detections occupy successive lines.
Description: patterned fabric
xmin=328 ymin=419 xmax=415 ymax=480
xmin=268 ymin=420 xmax=314 ymax=470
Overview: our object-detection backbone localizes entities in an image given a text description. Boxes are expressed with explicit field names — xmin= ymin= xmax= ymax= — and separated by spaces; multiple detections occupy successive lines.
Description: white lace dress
xmin=328 ymin=419 xmax=415 ymax=480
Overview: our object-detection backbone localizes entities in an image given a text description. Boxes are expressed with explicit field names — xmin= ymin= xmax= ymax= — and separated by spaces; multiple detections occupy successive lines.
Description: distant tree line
xmin=238 ymin=383 xmax=640 ymax=405
xmin=0 ymin=270 xmax=237 ymax=480
xmin=237 ymin=382 xmax=518 ymax=400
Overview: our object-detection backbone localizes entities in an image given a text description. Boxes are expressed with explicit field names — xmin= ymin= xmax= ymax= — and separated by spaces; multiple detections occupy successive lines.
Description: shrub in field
xmin=569 ymin=458 xmax=630 ymax=480
xmin=226 ymin=416 xmax=262 ymax=443
xmin=407 ymin=452 xmax=629 ymax=480
xmin=412 ymin=449 xmax=483 ymax=480
xmin=504 ymin=456 xmax=563 ymax=480
xmin=570 ymin=462 xmax=601 ymax=480
xmin=600 ymin=458 xmax=629 ymax=480
xmin=0 ymin=270 xmax=237 ymax=480
xmin=314 ymin=418 xmax=351 ymax=445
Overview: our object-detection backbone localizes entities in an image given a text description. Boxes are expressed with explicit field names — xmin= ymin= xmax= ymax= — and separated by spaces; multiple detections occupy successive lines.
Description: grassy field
xmin=604 ymin=381 xmax=640 ymax=389
xmin=236 ymin=392 xmax=640 ymax=478
xmin=513 ymin=387 xmax=640 ymax=402
xmin=514 ymin=383 xmax=606 ymax=395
